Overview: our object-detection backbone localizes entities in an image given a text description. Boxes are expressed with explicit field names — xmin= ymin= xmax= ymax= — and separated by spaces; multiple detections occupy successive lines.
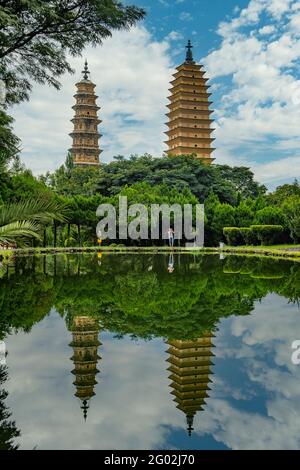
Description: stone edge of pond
xmin=1 ymin=246 xmax=300 ymax=261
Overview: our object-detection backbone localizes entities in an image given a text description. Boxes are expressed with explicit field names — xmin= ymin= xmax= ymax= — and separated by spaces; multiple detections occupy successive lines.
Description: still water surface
xmin=0 ymin=253 xmax=300 ymax=450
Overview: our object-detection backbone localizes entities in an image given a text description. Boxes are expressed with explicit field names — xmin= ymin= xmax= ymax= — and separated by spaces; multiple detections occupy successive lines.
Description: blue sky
xmin=12 ymin=0 xmax=300 ymax=188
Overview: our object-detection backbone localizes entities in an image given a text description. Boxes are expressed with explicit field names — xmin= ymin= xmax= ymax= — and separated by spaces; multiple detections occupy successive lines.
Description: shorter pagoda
xmin=165 ymin=40 xmax=215 ymax=163
xmin=69 ymin=316 xmax=101 ymax=420
xmin=70 ymin=60 xmax=102 ymax=166
xmin=166 ymin=332 xmax=215 ymax=436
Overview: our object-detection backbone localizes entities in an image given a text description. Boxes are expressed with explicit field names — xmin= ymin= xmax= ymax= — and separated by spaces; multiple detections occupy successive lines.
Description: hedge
xmin=223 ymin=225 xmax=284 ymax=246
xmin=223 ymin=227 xmax=243 ymax=246
xmin=250 ymin=225 xmax=283 ymax=246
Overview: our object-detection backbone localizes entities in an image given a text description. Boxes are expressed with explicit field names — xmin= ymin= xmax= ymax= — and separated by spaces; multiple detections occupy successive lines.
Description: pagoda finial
xmin=185 ymin=40 xmax=194 ymax=64
xmin=82 ymin=59 xmax=90 ymax=80
xmin=81 ymin=400 xmax=89 ymax=422
xmin=187 ymin=414 xmax=194 ymax=437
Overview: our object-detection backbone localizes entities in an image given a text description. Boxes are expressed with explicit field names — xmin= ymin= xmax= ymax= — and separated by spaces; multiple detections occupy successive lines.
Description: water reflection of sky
xmin=4 ymin=293 xmax=300 ymax=450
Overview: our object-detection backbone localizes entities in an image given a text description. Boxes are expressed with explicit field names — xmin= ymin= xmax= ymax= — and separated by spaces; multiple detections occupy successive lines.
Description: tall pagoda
xmin=70 ymin=60 xmax=102 ymax=166
xmin=165 ymin=40 xmax=215 ymax=163
xmin=166 ymin=332 xmax=215 ymax=436
xmin=69 ymin=316 xmax=101 ymax=420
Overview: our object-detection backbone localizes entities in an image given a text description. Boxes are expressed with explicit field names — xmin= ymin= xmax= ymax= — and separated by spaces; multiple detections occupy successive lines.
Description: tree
xmin=268 ymin=180 xmax=300 ymax=206
xmin=281 ymin=196 xmax=300 ymax=243
xmin=6 ymin=168 xmax=52 ymax=202
xmin=0 ymin=110 xmax=20 ymax=165
xmin=254 ymin=206 xmax=287 ymax=227
xmin=211 ymin=204 xmax=236 ymax=244
xmin=0 ymin=0 xmax=145 ymax=104
xmin=235 ymin=201 xmax=254 ymax=227
xmin=215 ymin=165 xmax=267 ymax=199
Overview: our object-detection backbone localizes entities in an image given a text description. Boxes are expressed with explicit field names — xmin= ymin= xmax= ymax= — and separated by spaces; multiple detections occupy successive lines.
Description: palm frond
xmin=0 ymin=198 xmax=69 ymax=226
xmin=0 ymin=220 xmax=42 ymax=244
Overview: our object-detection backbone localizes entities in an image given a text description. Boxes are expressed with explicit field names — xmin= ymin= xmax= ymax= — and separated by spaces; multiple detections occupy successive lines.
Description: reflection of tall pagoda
xmin=69 ymin=316 xmax=101 ymax=420
xmin=166 ymin=332 xmax=215 ymax=436
xmin=165 ymin=40 xmax=215 ymax=163
xmin=70 ymin=60 xmax=102 ymax=166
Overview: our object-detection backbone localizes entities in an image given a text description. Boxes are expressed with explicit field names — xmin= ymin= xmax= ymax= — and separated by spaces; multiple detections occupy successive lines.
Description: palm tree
xmin=0 ymin=198 xmax=68 ymax=246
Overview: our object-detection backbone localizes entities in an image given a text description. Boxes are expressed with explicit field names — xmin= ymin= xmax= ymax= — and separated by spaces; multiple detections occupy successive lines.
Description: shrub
xmin=250 ymin=225 xmax=283 ymax=246
xmin=223 ymin=227 xmax=243 ymax=246
xmin=254 ymin=206 xmax=286 ymax=227
xmin=239 ymin=227 xmax=258 ymax=245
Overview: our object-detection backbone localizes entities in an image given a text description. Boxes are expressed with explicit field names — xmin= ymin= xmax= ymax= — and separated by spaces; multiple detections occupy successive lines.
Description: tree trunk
xmin=53 ymin=223 xmax=57 ymax=248
xmin=78 ymin=224 xmax=81 ymax=247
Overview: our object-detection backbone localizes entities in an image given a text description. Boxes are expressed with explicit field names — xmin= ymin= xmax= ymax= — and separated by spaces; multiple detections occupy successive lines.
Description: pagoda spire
xmin=81 ymin=399 xmax=89 ymax=422
xmin=187 ymin=414 xmax=194 ymax=437
xmin=82 ymin=59 xmax=90 ymax=80
xmin=185 ymin=40 xmax=195 ymax=64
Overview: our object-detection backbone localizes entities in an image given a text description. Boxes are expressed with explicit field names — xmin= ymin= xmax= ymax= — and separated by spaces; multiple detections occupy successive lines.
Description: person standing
xmin=167 ymin=227 xmax=175 ymax=248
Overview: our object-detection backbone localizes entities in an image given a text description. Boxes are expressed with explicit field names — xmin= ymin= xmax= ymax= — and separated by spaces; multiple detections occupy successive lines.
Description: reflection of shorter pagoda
xmin=166 ymin=332 xmax=215 ymax=436
xmin=69 ymin=316 xmax=101 ymax=420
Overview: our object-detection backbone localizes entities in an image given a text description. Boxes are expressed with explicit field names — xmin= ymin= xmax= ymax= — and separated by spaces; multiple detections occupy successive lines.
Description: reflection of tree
xmin=0 ymin=254 xmax=299 ymax=340
xmin=0 ymin=366 xmax=20 ymax=450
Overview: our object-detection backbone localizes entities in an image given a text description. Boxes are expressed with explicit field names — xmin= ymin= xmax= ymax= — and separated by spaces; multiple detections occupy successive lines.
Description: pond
xmin=0 ymin=253 xmax=300 ymax=450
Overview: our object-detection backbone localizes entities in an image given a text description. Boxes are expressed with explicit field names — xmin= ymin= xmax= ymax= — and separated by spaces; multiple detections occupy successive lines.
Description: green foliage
xmin=234 ymin=201 xmax=254 ymax=227
xmin=281 ymin=195 xmax=300 ymax=243
xmin=223 ymin=227 xmax=243 ymax=246
xmin=0 ymin=254 xmax=299 ymax=342
xmin=0 ymin=110 xmax=20 ymax=167
xmin=254 ymin=206 xmax=287 ymax=227
xmin=268 ymin=180 xmax=300 ymax=206
xmin=0 ymin=0 xmax=145 ymax=104
xmin=251 ymin=225 xmax=284 ymax=246
xmin=239 ymin=227 xmax=257 ymax=245
xmin=47 ymin=164 xmax=101 ymax=197
xmin=214 ymin=165 xmax=267 ymax=198
xmin=7 ymin=169 xmax=52 ymax=202
xmin=0 ymin=197 xmax=68 ymax=245
xmin=211 ymin=204 xmax=235 ymax=244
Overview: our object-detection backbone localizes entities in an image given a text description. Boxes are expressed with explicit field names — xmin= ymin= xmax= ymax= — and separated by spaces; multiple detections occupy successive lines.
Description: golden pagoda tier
xmin=166 ymin=332 xmax=215 ymax=436
xmin=69 ymin=316 xmax=101 ymax=420
xmin=69 ymin=60 xmax=102 ymax=167
xmin=165 ymin=40 xmax=215 ymax=164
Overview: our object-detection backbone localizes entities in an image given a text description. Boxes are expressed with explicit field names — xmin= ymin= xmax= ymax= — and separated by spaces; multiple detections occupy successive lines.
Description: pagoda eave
xmin=166 ymin=110 xmax=213 ymax=118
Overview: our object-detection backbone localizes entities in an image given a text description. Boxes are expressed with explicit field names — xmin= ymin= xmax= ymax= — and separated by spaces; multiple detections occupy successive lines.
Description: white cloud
xmin=167 ymin=31 xmax=184 ymax=41
xmin=179 ymin=12 xmax=193 ymax=22
xmin=259 ymin=24 xmax=276 ymax=34
xmin=197 ymin=294 xmax=300 ymax=450
xmin=5 ymin=312 xmax=184 ymax=450
xmin=204 ymin=0 xmax=300 ymax=186
xmin=12 ymin=26 xmax=173 ymax=175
